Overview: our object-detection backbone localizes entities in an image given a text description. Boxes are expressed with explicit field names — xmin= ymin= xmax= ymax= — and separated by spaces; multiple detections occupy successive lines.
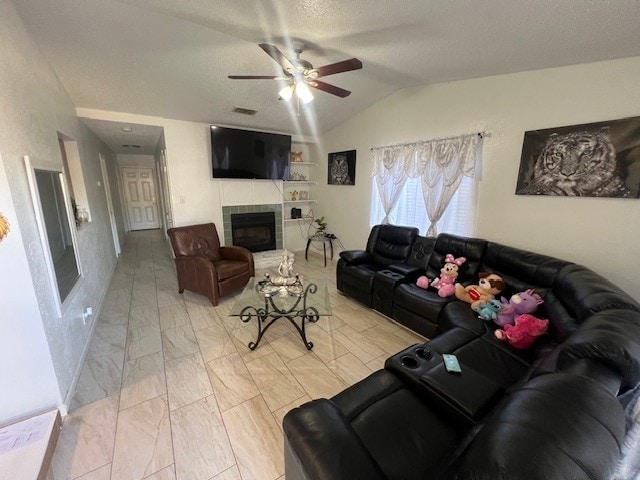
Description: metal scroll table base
xmin=239 ymin=283 xmax=320 ymax=350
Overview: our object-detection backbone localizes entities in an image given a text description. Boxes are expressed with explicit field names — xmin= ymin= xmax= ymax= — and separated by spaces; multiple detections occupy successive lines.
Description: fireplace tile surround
xmin=222 ymin=204 xmax=283 ymax=250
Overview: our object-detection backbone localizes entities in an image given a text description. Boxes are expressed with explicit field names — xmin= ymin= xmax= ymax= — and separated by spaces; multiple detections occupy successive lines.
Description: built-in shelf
xmin=284 ymin=217 xmax=314 ymax=223
xmin=285 ymin=147 xmax=317 ymax=251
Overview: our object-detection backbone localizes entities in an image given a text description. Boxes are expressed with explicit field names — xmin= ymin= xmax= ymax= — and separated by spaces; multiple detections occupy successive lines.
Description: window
xmin=370 ymin=175 xmax=476 ymax=236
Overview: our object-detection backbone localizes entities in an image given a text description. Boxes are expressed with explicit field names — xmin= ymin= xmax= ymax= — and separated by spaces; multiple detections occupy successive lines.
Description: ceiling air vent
xmin=233 ymin=106 xmax=258 ymax=116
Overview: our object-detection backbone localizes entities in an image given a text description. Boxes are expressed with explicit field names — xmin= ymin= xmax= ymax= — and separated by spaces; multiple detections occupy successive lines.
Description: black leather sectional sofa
xmin=283 ymin=224 xmax=640 ymax=480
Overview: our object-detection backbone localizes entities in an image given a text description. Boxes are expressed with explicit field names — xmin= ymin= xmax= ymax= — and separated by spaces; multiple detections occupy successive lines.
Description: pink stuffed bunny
xmin=417 ymin=254 xmax=466 ymax=297
xmin=495 ymin=314 xmax=549 ymax=349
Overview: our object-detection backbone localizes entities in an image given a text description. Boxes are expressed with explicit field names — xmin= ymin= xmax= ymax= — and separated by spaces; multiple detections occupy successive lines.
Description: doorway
xmin=158 ymin=149 xmax=174 ymax=234
xmin=99 ymin=153 xmax=121 ymax=255
xmin=122 ymin=167 xmax=161 ymax=230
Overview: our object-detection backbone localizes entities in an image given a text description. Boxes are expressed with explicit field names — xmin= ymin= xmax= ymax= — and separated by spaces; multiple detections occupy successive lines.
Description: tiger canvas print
xmin=516 ymin=116 xmax=640 ymax=198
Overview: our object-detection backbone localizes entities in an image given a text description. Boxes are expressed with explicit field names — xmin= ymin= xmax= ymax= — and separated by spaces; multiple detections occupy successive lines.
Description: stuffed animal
xmin=454 ymin=272 xmax=505 ymax=310
xmin=416 ymin=254 xmax=466 ymax=297
xmin=494 ymin=313 xmax=549 ymax=349
xmin=431 ymin=254 xmax=467 ymax=297
xmin=494 ymin=289 xmax=543 ymax=327
xmin=474 ymin=298 xmax=503 ymax=321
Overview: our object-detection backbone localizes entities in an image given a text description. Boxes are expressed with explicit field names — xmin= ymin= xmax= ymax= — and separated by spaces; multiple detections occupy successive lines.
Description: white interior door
xmin=122 ymin=167 xmax=160 ymax=230
xmin=99 ymin=154 xmax=121 ymax=255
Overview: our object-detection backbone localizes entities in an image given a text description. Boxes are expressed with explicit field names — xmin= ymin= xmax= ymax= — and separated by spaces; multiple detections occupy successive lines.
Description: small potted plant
xmin=314 ymin=216 xmax=327 ymax=236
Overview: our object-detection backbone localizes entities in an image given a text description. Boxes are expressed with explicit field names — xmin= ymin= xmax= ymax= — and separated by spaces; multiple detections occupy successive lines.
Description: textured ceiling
xmin=13 ymin=0 xmax=640 ymax=137
xmin=80 ymin=118 xmax=163 ymax=154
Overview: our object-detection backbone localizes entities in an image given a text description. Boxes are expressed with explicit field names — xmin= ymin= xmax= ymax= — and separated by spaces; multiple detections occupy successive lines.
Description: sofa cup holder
xmin=415 ymin=347 xmax=432 ymax=359
xmin=400 ymin=355 xmax=419 ymax=369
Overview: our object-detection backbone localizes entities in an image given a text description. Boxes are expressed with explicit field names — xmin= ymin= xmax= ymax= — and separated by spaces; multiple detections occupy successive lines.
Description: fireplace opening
xmin=230 ymin=212 xmax=276 ymax=252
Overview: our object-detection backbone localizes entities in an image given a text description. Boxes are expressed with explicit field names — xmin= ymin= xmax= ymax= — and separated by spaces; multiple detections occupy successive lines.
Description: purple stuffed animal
xmin=494 ymin=289 xmax=543 ymax=327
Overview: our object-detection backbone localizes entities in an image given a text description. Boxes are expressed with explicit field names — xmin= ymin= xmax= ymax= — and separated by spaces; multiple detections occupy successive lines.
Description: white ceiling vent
xmin=233 ymin=106 xmax=258 ymax=116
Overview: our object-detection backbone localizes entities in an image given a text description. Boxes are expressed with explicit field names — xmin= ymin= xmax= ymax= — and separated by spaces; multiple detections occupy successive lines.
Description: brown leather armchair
xmin=167 ymin=223 xmax=255 ymax=306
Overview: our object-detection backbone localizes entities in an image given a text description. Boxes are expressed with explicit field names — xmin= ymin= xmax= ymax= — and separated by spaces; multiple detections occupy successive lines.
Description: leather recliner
xmin=337 ymin=224 xmax=419 ymax=306
xmin=167 ymin=223 xmax=254 ymax=305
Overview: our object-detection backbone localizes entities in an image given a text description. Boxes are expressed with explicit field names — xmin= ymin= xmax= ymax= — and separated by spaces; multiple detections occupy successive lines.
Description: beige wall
xmin=314 ymin=56 xmax=640 ymax=301
xmin=76 ymin=108 xmax=316 ymax=250
xmin=0 ymin=0 xmax=118 ymax=419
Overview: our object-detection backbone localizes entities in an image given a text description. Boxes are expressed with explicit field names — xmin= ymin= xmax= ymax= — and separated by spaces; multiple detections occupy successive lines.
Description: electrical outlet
xmin=81 ymin=307 xmax=93 ymax=325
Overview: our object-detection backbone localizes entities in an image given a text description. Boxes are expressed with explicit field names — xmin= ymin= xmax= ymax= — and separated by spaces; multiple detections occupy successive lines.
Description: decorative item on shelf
xmin=0 ymin=212 xmax=10 ymax=243
xmin=290 ymin=190 xmax=298 ymax=201
xmin=299 ymin=191 xmax=308 ymax=200
xmin=291 ymin=151 xmax=303 ymax=163
xmin=291 ymin=207 xmax=302 ymax=219
xmin=290 ymin=171 xmax=308 ymax=181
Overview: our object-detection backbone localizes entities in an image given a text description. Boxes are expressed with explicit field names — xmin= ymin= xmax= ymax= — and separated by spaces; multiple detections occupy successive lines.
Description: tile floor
xmin=48 ymin=229 xmax=425 ymax=480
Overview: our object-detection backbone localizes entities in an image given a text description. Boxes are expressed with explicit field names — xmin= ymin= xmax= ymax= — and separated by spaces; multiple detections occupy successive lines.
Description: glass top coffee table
xmin=230 ymin=276 xmax=332 ymax=351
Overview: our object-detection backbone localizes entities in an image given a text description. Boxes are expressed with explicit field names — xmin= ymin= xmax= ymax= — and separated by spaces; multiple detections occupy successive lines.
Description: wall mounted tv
xmin=211 ymin=125 xmax=291 ymax=180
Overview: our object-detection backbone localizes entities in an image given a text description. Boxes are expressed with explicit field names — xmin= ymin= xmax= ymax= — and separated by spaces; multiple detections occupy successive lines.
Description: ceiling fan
xmin=228 ymin=41 xmax=362 ymax=104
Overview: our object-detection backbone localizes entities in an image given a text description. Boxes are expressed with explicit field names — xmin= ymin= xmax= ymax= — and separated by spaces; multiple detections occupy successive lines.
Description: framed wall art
xmin=328 ymin=150 xmax=356 ymax=185
xmin=515 ymin=116 xmax=640 ymax=198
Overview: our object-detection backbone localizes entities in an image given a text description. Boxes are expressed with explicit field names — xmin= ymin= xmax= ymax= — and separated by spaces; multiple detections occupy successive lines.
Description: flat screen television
xmin=211 ymin=126 xmax=291 ymax=180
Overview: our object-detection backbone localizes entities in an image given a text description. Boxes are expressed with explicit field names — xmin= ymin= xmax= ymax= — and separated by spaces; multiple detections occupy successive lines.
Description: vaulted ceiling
xmin=13 ymin=0 xmax=640 ymax=137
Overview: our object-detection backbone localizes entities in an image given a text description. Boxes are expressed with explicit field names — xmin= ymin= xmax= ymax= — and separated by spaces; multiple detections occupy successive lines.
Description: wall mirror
xmin=24 ymin=156 xmax=81 ymax=315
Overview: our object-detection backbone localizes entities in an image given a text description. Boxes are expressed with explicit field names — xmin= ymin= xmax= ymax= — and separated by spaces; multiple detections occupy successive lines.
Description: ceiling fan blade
xmin=308 ymin=80 xmax=351 ymax=98
xmin=259 ymin=43 xmax=295 ymax=71
xmin=313 ymin=58 xmax=362 ymax=78
xmin=228 ymin=75 xmax=283 ymax=80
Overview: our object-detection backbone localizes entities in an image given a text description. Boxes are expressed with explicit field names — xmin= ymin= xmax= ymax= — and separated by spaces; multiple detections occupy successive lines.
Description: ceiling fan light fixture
xmin=229 ymin=43 xmax=359 ymax=103
xmin=296 ymin=82 xmax=314 ymax=104
xmin=279 ymin=84 xmax=295 ymax=102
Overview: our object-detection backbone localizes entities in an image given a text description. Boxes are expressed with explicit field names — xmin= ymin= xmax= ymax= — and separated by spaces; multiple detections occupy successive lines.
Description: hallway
xmin=48 ymin=229 xmax=423 ymax=480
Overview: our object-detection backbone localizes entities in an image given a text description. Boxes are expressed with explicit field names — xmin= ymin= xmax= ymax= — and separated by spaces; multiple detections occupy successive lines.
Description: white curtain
xmin=371 ymin=133 xmax=481 ymax=235
xmin=371 ymin=146 xmax=411 ymax=223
